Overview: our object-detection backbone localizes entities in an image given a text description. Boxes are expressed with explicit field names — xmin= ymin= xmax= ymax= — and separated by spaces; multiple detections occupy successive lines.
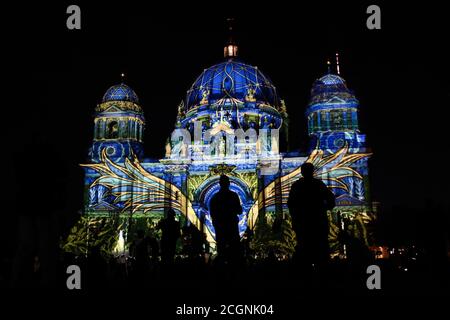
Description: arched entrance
xmin=192 ymin=175 xmax=254 ymax=239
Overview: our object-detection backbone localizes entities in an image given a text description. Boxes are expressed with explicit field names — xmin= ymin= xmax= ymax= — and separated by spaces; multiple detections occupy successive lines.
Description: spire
xmin=335 ymin=52 xmax=341 ymax=75
xmin=224 ymin=18 xmax=238 ymax=58
xmin=120 ymin=72 xmax=126 ymax=83
xmin=327 ymin=59 xmax=331 ymax=74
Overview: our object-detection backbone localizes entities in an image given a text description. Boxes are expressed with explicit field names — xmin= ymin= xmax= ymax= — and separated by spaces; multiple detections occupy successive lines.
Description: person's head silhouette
xmin=301 ymin=162 xmax=314 ymax=180
xmin=219 ymin=175 xmax=230 ymax=190
xmin=167 ymin=208 xmax=176 ymax=220
xmin=137 ymin=229 xmax=145 ymax=239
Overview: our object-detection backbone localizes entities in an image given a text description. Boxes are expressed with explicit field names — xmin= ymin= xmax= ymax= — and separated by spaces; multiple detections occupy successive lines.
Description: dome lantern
xmin=224 ymin=17 xmax=238 ymax=59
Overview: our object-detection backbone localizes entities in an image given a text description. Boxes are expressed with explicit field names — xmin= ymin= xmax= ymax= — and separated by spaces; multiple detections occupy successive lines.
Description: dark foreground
xmin=3 ymin=253 xmax=448 ymax=297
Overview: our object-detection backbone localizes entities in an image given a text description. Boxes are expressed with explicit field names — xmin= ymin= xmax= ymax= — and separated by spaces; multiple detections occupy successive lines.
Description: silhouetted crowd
xmin=2 ymin=168 xmax=448 ymax=295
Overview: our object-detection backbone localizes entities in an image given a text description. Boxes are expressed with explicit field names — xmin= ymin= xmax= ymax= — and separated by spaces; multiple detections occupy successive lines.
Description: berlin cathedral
xmin=63 ymin=38 xmax=376 ymax=258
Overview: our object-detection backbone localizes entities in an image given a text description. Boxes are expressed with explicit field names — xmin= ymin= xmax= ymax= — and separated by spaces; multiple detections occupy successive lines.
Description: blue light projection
xmin=63 ymin=51 xmax=375 ymax=257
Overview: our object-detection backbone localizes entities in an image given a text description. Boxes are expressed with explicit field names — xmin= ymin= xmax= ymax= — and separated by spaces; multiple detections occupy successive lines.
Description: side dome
xmin=102 ymin=83 xmax=139 ymax=104
xmin=309 ymin=73 xmax=357 ymax=105
xmin=185 ymin=60 xmax=280 ymax=111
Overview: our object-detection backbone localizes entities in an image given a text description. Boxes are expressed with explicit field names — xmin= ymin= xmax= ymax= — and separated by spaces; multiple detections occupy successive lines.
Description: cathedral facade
xmin=64 ymin=44 xmax=375 ymax=257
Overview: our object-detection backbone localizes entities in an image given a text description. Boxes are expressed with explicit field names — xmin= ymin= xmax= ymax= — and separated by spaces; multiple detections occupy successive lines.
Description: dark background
xmin=3 ymin=2 xmax=449 ymax=256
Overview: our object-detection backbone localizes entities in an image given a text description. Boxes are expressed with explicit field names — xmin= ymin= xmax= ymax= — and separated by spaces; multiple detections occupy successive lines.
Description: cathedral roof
xmin=319 ymin=74 xmax=346 ymax=85
xmin=309 ymin=73 xmax=357 ymax=106
xmin=102 ymin=83 xmax=139 ymax=104
xmin=185 ymin=59 xmax=280 ymax=111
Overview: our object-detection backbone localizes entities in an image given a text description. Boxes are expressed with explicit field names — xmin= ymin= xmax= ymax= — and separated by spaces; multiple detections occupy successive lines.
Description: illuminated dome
xmin=309 ymin=73 xmax=357 ymax=105
xmin=102 ymin=83 xmax=139 ymax=103
xmin=185 ymin=60 xmax=280 ymax=111
xmin=306 ymin=70 xmax=361 ymax=143
xmin=92 ymin=81 xmax=145 ymax=163
xmin=173 ymin=42 xmax=288 ymax=149
xmin=319 ymin=73 xmax=346 ymax=85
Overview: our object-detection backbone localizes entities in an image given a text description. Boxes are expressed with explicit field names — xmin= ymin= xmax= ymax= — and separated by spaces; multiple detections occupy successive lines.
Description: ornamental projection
xmin=64 ymin=45 xmax=376 ymax=258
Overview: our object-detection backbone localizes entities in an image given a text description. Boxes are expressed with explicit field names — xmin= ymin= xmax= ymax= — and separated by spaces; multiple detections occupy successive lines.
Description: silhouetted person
xmin=183 ymin=224 xmax=205 ymax=261
xmin=339 ymin=228 xmax=373 ymax=290
xmin=147 ymin=233 xmax=160 ymax=263
xmin=130 ymin=229 xmax=154 ymax=286
xmin=209 ymin=175 xmax=243 ymax=264
xmin=242 ymin=226 xmax=254 ymax=263
xmin=288 ymin=162 xmax=335 ymax=269
xmin=157 ymin=209 xmax=181 ymax=264
xmin=131 ymin=230 xmax=151 ymax=267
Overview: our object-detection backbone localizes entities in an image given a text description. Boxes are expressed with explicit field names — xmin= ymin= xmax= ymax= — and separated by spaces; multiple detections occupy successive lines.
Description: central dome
xmin=185 ymin=60 xmax=280 ymax=111
xmin=175 ymin=57 xmax=287 ymax=137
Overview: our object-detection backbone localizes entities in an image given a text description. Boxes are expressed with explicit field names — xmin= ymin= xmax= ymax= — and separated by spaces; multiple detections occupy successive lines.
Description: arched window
xmin=308 ymin=115 xmax=312 ymax=134
xmin=137 ymin=123 xmax=141 ymax=141
xmin=96 ymin=119 xmax=104 ymax=139
xmin=320 ymin=112 xmax=328 ymax=131
xmin=352 ymin=111 xmax=358 ymax=129
xmin=312 ymin=113 xmax=318 ymax=132
xmin=126 ymin=120 xmax=130 ymax=138
xmin=130 ymin=121 xmax=136 ymax=139
xmin=107 ymin=121 xmax=118 ymax=139
xmin=94 ymin=121 xmax=98 ymax=139
xmin=346 ymin=111 xmax=353 ymax=129
xmin=330 ymin=110 xmax=343 ymax=131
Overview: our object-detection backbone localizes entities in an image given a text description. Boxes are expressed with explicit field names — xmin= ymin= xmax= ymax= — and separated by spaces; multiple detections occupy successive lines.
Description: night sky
xmin=4 ymin=2 xmax=449 ymax=246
